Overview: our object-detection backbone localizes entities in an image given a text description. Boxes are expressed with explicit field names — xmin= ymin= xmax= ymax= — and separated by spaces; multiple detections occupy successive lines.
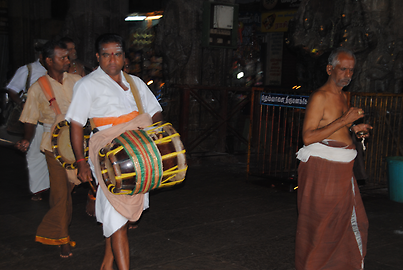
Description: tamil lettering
xmin=260 ymin=93 xmax=309 ymax=109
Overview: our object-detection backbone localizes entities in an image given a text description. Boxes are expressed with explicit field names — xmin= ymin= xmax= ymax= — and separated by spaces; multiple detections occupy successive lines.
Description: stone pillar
xmin=8 ymin=0 xmax=52 ymax=71
xmin=155 ymin=0 xmax=203 ymax=85
xmin=60 ymin=0 xmax=129 ymax=68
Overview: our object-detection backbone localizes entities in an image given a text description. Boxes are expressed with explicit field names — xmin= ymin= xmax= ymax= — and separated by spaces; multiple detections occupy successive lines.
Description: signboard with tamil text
xmin=260 ymin=92 xmax=309 ymax=109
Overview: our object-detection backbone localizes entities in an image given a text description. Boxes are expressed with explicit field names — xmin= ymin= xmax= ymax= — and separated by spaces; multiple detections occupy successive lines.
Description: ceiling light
xmin=125 ymin=15 xmax=146 ymax=21
xmin=145 ymin=15 xmax=163 ymax=20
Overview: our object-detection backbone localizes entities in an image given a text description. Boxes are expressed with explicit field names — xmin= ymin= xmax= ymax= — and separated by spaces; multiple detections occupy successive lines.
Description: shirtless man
xmin=302 ymin=50 xmax=372 ymax=146
xmin=295 ymin=48 xmax=371 ymax=270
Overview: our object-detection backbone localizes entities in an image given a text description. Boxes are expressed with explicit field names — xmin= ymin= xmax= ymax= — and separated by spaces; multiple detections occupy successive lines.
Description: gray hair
xmin=328 ymin=47 xmax=356 ymax=67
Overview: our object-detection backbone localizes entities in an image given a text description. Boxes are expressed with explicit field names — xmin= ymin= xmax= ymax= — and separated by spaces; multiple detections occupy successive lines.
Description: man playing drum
xmin=15 ymin=40 xmax=82 ymax=258
xmin=65 ymin=33 xmax=162 ymax=270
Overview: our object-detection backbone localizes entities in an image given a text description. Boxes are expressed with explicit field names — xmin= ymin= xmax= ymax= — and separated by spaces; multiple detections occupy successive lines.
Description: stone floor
xmin=0 ymin=126 xmax=402 ymax=270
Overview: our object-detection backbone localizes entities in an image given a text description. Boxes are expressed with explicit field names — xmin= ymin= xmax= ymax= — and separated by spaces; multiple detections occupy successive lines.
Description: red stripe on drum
xmin=134 ymin=130 xmax=163 ymax=191
xmin=121 ymin=131 xmax=151 ymax=193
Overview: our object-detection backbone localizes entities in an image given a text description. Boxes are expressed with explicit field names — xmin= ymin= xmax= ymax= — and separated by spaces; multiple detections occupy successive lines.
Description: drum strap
xmin=89 ymin=118 xmax=97 ymax=132
xmin=123 ymin=72 xmax=145 ymax=114
xmin=25 ymin=63 xmax=32 ymax=92
xmin=38 ymin=75 xmax=62 ymax=115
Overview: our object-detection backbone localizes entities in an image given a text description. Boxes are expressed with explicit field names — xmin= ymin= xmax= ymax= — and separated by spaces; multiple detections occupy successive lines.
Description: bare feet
xmin=60 ymin=243 xmax=73 ymax=258
xmin=31 ymin=193 xmax=42 ymax=201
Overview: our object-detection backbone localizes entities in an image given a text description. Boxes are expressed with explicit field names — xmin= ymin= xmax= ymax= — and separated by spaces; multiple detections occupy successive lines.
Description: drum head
xmin=57 ymin=125 xmax=76 ymax=164
xmin=51 ymin=120 xmax=91 ymax=169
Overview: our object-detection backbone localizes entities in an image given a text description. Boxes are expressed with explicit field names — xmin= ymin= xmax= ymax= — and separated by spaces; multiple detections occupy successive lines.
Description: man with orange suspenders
xmin=16 ymin=40 xmax=81 ymax=258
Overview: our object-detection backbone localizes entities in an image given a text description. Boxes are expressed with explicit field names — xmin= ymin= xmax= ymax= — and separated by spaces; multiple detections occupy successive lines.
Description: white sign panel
xmin=213 ymin=5 xmax=234 ymax=29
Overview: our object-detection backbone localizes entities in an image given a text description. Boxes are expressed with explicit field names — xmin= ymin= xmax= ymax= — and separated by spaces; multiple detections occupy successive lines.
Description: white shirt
xmin=20 ymin=73 xmax=82 ymax=151
xmin=65 ymin=67 xmax=162 ymax=126
xmin=6 ymin=59 xmax=47 ymax=93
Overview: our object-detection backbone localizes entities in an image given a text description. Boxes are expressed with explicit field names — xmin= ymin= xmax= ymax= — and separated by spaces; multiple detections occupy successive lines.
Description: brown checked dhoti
xmin=295 ymin=140 xmax=368 ymax=270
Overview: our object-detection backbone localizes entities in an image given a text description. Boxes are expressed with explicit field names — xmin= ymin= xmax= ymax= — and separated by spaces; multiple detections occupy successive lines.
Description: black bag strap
xmin=25 ymin=63 xmax=32 ymax=92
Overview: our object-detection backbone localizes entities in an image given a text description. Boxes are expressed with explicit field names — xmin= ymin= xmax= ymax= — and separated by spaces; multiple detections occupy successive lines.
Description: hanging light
xmin=125 ymin=12 xmax=163 ymax=22
xmin=125 ymin=15 xmax=146 ymax=21
xmin=145 ymin=15 xmax=163 ymax=20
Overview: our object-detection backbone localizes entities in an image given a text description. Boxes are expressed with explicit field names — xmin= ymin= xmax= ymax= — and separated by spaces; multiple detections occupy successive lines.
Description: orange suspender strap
xmin=91 ymin=72 xmax=145 ymax=128
xmin=38 ymin=76 xmax=62 ymax=115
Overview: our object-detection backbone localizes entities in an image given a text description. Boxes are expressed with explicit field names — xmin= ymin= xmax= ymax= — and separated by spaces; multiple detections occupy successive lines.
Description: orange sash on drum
xmin=92 ymin=110 xmax=140 ymax=127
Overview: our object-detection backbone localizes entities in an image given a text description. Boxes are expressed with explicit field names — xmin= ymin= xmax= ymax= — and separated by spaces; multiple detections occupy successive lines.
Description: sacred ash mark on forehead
xmin=101 ymin=44 xmax=123 ymax=52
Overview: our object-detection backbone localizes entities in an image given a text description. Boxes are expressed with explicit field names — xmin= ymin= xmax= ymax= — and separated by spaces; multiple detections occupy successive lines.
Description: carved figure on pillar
xmin=288 ymin=0 xmax=403 ymax=93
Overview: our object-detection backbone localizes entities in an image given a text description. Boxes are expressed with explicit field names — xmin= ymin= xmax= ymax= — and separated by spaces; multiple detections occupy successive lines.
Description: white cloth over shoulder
xmin=296 ymin=140 xmax=357 ymax=163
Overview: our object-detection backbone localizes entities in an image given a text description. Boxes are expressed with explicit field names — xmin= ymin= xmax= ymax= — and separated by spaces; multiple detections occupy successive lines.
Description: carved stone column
xmin=60 ymin=0 xmax=129 ymax=68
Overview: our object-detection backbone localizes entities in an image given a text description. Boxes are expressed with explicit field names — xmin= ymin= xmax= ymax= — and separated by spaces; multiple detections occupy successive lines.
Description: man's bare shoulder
xmin=307 ymin=87 xmax=328 ymax=106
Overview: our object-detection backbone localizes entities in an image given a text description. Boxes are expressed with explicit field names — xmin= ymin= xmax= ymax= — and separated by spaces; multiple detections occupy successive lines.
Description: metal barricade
xmin=350 ymin=93 xmax=403 ymax=187
xmin=247 ymin=88 xmax=403 ymax=188
xmin=247 ymin=88 xmax=306 ymax=181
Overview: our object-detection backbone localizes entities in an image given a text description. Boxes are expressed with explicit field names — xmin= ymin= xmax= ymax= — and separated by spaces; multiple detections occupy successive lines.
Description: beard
xmin=338 ymin=78 xmax=351 ymax=87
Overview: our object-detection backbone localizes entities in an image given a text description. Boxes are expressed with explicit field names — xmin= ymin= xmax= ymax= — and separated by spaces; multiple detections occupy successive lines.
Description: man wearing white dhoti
xmin=6 ymin=52 xmax=50 ymax=200
xmin=65 ymin=33 xmax=162 ymax=270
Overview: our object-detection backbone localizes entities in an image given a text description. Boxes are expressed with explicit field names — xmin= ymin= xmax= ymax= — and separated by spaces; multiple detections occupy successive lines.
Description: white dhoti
xmin=26 ymin=124 xmax=49 ymax=194
xmin=94 ymin=184 xmax=149 ymax=237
